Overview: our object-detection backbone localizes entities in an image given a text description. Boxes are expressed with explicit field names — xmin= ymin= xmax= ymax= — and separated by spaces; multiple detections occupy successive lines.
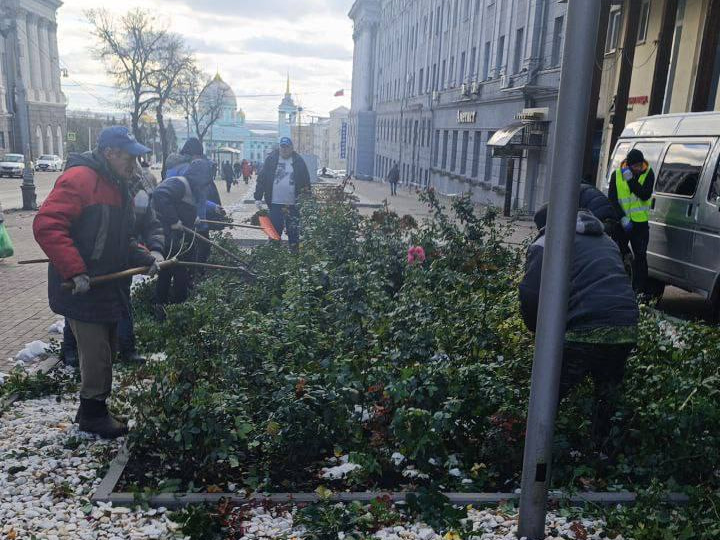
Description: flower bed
xmin=116 ymin=191 xmax=720 ymax=538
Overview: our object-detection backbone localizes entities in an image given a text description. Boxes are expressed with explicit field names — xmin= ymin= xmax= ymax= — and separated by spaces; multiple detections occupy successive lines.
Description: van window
xmin=656 ymin=143 xmax=711 ymax=197
xmin=709 ymin=158 xmax=720 ymax=204
xmin=606 ymin=142 xmax=632 ymax=187
xmin=631 ymin=142 xmax=665 ymax=172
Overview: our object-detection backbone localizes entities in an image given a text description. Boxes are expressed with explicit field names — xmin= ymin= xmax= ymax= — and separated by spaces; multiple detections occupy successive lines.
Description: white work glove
xmin=148 ymin=251 xmax=165 ymax=277
xmin=170 ymin=220 xmax=184 ymax=231
xmin=254 ymin=199 xmax=266 ymax=210
xmin=71 ymin=274 xmax=91 ymax=295
xmin=621 ymin=216 xmax=633 ymax=233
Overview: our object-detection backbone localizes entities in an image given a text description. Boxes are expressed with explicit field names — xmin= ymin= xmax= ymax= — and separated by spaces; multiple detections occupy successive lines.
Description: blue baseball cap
xmin=279 ymin=137 xmax=293 ymax=147
xmin=97 ymin=126 xmax=151 ymax=156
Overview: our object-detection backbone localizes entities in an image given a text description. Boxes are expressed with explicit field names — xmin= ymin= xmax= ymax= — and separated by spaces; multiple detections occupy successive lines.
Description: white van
xmin=605 ymin=111 xmax=720 ymax=314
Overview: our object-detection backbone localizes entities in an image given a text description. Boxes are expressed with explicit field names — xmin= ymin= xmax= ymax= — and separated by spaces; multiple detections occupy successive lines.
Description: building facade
xmin=348 ymin=0 xmax=570 ymax=212
xmin=0 ymin=0 xmax=67 ymax=158
xmin=594 ymin=0 xmax=720 ymax=184
xmin=328 ymin=106 xmax=349 ymax=171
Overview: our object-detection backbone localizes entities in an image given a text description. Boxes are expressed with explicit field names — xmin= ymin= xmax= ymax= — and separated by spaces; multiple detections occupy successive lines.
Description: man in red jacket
xmin=33 ymin=126 xmax=162 ymax=439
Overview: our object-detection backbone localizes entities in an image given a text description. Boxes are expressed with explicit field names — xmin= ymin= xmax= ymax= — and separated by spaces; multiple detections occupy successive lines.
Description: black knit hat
xmin=181 ymin=137 xmax=204 ymax=156
xmin=626 ymin=149 xmax=645 ymax=166
xmin=533 ymin=203 xmax=549 ymax=230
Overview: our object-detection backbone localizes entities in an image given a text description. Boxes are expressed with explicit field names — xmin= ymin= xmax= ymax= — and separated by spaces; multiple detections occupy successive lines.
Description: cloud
xmin=242 ymin=36 xmax=352 ymax=61
xmin=174 ymin=0 xmax=352 ymax=20
xmin=56 ymin=0 xmax=354 ymax=120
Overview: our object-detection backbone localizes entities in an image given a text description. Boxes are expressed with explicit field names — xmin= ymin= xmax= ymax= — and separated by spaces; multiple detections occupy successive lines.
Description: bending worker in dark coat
xmin=33 ymin=126 xmax=161 ymax=439
xmin=153 ymin=138 xmax=221 ymax=306
xmin=519 ymin=209 xmax=638 ymax=444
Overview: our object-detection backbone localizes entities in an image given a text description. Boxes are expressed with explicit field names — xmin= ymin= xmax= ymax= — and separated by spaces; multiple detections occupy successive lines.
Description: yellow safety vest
xmin=615 ymin=167 xmax=651 ymax=223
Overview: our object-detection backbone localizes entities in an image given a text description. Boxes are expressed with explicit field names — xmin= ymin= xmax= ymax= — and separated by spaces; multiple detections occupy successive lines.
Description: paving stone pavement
xmin=0 ymin=175 xmax=533 ymax=374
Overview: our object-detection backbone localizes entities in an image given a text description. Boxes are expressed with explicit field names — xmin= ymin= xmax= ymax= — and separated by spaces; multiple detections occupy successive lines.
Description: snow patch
xmin=15 ymin=341 xmax=49 ymax=362
xmin=48 ymin=319 xmax=65 ymax=335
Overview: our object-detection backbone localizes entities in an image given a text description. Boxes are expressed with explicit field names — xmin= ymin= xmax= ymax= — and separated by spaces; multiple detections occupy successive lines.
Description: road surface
xmin=0 ymin=172 xmax=58 ymax=210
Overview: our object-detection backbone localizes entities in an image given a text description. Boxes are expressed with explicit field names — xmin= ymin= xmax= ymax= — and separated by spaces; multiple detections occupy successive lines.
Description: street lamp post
xmin=517 ymin=1 xmax=602 ymax=538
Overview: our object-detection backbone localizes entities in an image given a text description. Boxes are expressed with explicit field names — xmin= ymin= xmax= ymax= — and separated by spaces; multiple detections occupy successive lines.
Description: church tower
xmin=277 ymin=73 xmax=297 ymax=140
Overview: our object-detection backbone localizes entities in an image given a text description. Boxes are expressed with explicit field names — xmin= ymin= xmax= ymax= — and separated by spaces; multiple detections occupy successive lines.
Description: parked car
xmin=604 ymin=111 xmax=720 ymax=314
xmin=0 ymin=154 xmax=25 ymax=178
xmin=35 ymin=154 xmax=63 ymax=172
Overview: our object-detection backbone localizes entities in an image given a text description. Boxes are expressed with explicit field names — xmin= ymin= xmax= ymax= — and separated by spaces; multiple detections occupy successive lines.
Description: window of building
xmin=637 ymin=0 xmax=651 ymax=44
xmin=605 ymin=7 xmax=622 ymax=54
xmin=551 ymin=16 xmax=564 ymax=67
xmin=0 ymin=131 xmax=5 ymax=149
xmin=432 ymin=63 xmax=437 ymax=91
xmin=419 ymin=68 xmax=424 ymax=94
xmin=655 ymin=143 xmax=710 ymax=197
xmin=513 ymin=27 xmax=524 ymax=73
xmin=496 ymin=35 xmax=505 ymax=75
xmin=453 ymin=0 xmax=459 ymax=27
xmin=469 ymin=47 xmax=477 ymax=80
xmin=434 ymin=130 xmax=441 ymax=166
xmin=459 ymin=51 xmax=466 ymax=83
xmin=441 ymin=60 xmax=447 ymax=89
xmin=485 ymin=131 xmax=495 ymax=182
xmin=460 ymin=131 xmax=469 ymax=175
xmin=482 ymin=41 xmax=491 ymax=80
xmin=436 ymin=6 xmax=441 ymax=35
xmin=471 ymin=131 xmax=482 ymax=178
xmin=450 ymin=130 xmax=459 ymax=172
xmin=449 ymin=56 xmax=455 ymax=86
xmin=442 ymin=130 xmax=449 ymax=169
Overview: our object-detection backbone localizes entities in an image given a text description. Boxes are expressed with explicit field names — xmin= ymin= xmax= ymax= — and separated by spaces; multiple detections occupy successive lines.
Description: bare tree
xmin=146 ymin=33 xmax=193 ymax=176
xmin=173 ymin=64 xmax=230 ymax=144
xmin=86 ymin=8 xmax=167 ymax=143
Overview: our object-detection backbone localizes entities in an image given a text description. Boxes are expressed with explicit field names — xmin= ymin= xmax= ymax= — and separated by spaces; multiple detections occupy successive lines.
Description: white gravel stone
xmin=0 ymin=395 xmax=181 ymax=539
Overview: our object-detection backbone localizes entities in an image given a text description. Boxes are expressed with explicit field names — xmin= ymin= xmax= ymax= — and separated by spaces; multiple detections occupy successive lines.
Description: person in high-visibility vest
xmin=608 ymin=149 xmax=655 ymax=293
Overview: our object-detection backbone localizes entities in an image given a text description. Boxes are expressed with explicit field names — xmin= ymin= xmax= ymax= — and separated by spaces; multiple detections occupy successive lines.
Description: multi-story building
xmin=594 ymin=0 xmax=720 ymax=184
xmin=347 ymin=0 xmax=567 ymax=213
xmin=328 ymin=106 xmax=349 ymax=172
xmin=348 ymin=0 xmax=720 ymax=213
xmin=0 ymin=0 xmax=67 ymax=158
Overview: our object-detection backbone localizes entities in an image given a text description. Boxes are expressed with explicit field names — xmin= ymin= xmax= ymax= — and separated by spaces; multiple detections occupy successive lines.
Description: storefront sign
xmin=628 ymin=95 xmax=649 ymax=105
xmin=457 ymin=111 xmax=477 ymax=124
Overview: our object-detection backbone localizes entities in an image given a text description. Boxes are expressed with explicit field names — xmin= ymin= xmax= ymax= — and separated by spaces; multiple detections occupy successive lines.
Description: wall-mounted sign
xmin=67 ymin=132 xmax=76 ymax=142
xmin=457 ymin=111 xmax=477 ymax=124
xmin=514 ymin=107 xmax=549 ymax=121
xmin=628 ymin=95 xmax=649 ymax=105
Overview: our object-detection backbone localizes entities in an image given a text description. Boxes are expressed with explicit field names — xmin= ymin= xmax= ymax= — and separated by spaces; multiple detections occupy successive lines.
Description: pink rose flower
xmin=407 ymin=246 xmax=426 ymax=265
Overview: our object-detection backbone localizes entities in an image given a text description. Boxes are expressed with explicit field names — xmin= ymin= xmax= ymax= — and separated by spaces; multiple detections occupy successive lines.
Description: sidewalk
xmin=0 ymin=210 xmax=59 ymax=372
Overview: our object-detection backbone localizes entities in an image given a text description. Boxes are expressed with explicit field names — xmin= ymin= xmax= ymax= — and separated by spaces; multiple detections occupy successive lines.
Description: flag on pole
xmin=334 ymin=89 xmax=345 ymax=97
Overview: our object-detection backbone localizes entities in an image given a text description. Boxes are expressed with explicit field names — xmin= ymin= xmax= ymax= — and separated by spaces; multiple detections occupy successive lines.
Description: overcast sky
xmin=57 ymin=0 xmax=354 ymax=123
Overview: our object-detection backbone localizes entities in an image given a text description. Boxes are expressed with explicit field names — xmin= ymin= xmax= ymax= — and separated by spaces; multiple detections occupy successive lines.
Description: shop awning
xmin=487 ymin=122 xmax=527 ymax=148
xmin=487 ymin=120 xmax=549 ymax=157
xmin=217 ymin=146 xmax=242 ymax=154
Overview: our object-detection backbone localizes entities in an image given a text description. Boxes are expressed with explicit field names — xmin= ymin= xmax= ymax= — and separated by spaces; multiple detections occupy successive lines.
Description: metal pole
xmin=517 ymin=1 xmax=602 ymax=539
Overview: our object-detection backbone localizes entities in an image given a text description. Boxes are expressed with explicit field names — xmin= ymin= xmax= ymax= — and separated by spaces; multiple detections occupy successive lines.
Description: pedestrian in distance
xmin=242 ymin=159 xmax=252 ymax=184
xmin=388 ymin=162 xmax=400 ymax=196
xmin=233 ymin=161 xmax=242 ymax=182
xmin=607 ymin=149 xmax=655 ymax=294
xmin=33 ymin=126 xmax=163 ymax=439
xmin=222 ymin=160 xmax=235 ymax=193
xmin=519 ymin=208 xmax=639 ymax=446
xmin=254 ymin=137 xmax=311 ymax=249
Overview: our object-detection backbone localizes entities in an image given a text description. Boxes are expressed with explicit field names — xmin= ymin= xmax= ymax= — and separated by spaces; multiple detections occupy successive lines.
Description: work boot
xmin=77 ymin=398 xmax=129 ymax=439
xmin=118 ymin=350 xmax=147 ymax=365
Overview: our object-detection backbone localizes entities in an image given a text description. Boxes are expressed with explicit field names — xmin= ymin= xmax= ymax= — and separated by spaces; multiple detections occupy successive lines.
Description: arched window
xmin=36 ymin=125 xmax=44 ymax=156
xmin=56 ymin=126 xmax=64 ymax=159
xmin=46 ymin=125 xmax=54 ymax=155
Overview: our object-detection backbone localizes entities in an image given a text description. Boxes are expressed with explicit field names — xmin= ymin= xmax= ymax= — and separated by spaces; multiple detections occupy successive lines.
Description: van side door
xmin=690 ymin=141 xmax=720 ymax=298
xmin=650 ymin=141 xmax=713 ymax=286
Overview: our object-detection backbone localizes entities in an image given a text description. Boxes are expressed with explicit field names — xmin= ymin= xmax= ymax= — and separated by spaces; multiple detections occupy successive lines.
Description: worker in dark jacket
xmin=254 ymin=137 xmax=311 ymax=248
xmin=33 ymin=126 xmax=161 ymax=439
xmin=608 ymin=149 xmax=655 ymax=293
xmin=519 ymin=209 xmax=638 ymax=443
xmin=153 ymin=139 xmax=221 ymax=305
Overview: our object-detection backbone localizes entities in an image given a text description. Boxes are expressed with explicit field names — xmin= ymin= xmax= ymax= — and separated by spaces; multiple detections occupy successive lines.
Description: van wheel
xmin=645 ymin=277 xmax=666 ymax=301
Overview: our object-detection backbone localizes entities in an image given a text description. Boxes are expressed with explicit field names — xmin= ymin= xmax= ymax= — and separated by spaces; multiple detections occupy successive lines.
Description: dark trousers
xmin=156 ymin=265 xmax=192 ymax=305
xmin=225 ymin=180 xmax=233 ymax=193
xmin=390 ymin=181 xmax=398 ymax=196
xmin=269 ymin=204 xmax=300 ymax=246
xmin=619 ymin=221 xmax=649 ymax=292
xmin=560 ymin=341 xmax=634 ymax=441
xmin=64 ymin=295 xmax=135 ymax=357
